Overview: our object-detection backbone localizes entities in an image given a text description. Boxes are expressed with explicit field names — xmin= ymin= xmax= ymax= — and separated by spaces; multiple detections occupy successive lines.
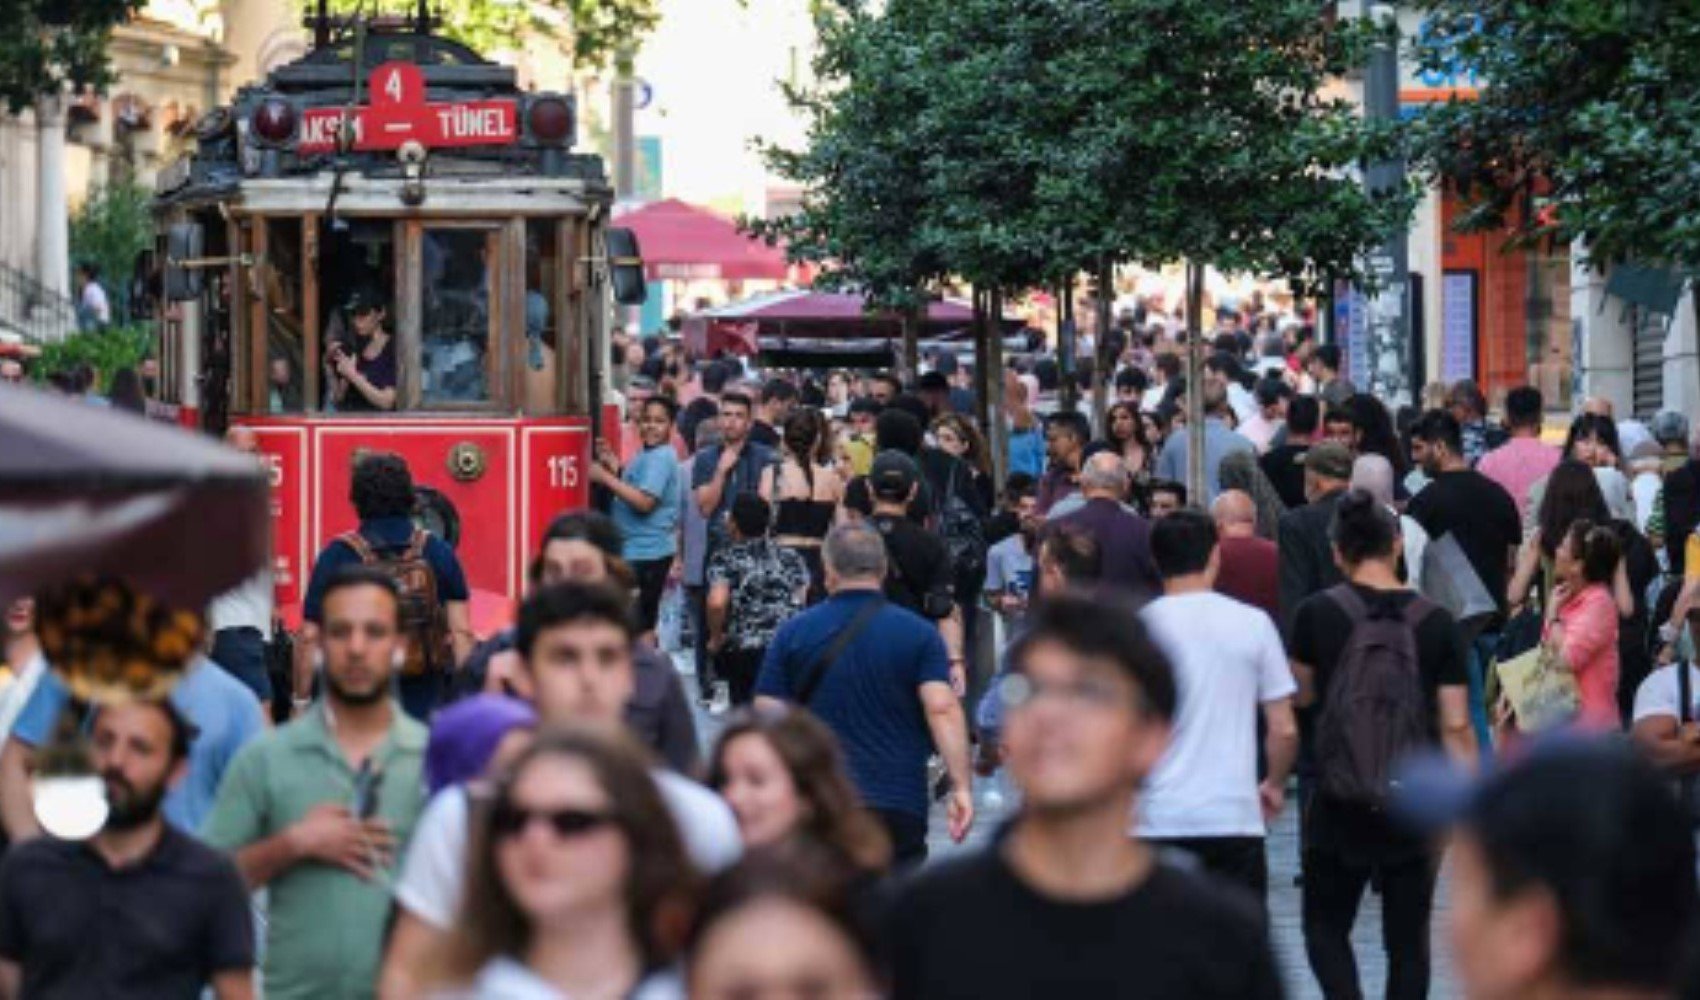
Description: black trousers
xmin=874 ymin=807 xmax=928 ymax=868
xmin=630 ymin=556 xmax=672 ymax=634
xmin=715 ymin=646 xmax=766 ymax=707
xmin=1148 ymin=836 xmax=1268 ymax=904
xmin=1302 ymin=849 xmax=1438 ymax=1000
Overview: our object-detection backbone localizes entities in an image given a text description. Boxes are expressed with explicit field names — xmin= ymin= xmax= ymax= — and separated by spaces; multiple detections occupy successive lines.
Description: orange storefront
xmin=1438 ymin=190 xmax=1575 ymax=411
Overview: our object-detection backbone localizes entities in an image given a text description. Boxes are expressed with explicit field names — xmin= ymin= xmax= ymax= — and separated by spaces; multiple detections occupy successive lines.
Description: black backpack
xmin=934 ymin=460 xmax=986 ymax=580
xmin=1316 ymin=585 xmax=1435 ymax=810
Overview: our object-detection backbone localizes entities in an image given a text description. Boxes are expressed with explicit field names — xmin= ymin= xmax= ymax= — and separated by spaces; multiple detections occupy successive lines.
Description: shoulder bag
xmin=795 ymin=598 xmax=885 ymax=706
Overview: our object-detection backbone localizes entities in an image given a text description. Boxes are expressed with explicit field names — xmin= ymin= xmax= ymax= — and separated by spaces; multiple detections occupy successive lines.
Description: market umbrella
xmin=0 ymin=382 xmax=269 ymax=612
xmin=682 ymin=290 xmax=1026 ymax=356
xmin=614 ymin=198 xmax=794 ymax=282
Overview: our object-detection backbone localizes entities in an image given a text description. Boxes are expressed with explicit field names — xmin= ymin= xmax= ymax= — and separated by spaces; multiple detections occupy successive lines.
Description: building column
xmin=1664 ymin=287 xmax=1700 ymax=418
xmin=35 ymin=93 xmax=69 ymax=299
xmin=1572 ymin=253 xmax=1632 ymax=415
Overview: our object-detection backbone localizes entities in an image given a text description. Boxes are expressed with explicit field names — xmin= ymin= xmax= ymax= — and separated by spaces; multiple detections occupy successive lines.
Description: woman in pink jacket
xmin=1545 ymin=520 xmax=1623 ymax=731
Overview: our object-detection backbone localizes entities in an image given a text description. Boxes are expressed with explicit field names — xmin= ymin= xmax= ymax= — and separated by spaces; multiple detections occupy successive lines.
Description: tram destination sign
xmin=297 ymin=61 xmax=517 ymax=154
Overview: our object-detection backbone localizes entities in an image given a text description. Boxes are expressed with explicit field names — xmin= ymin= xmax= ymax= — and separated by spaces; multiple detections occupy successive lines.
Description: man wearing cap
xmin=868 ymin=451 xmax=966 ymax=686
xmin=1276 ymin=441 xmax=1353 ymax=639
xmin=327 ymin=289 xmax=397 ymax=412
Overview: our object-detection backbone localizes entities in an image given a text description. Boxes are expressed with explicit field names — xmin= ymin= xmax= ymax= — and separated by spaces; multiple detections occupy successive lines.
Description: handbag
xmin=1420 ymin=532 xmax=1498 ymax=633
xmin=1494 ymin=640 xmax=1580 ymax=733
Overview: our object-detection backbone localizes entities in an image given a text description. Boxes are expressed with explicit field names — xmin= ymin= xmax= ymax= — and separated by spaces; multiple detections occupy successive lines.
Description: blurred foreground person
xmin=687 ymin=847 xmax=881 ymax=1000
xmin=886 ymin=593 xmax=1282 ymax=999
xmin=708 ymin=707 xmax=890 ymax=875
xmin=1442 ymin=744 xmax=1697 ymax=1000
xmin=432 ymin=727 xmax=697 ymax=999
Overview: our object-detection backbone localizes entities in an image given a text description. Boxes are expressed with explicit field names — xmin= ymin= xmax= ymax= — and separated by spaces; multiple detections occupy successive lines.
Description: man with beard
xmin=0 ymin=701 xmax=255 ymax=998
xmin=203 ymin=566 xmax=427 ymax=1000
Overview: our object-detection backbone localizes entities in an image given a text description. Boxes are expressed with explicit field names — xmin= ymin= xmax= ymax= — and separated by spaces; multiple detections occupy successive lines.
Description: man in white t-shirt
xmin=1137 ymin=509 xmax=1298 ymax=903
xmin=379 ymin=582 xmax=740 ymax=997
xmin=1631 ymin=657 xmax=1700 ymax=833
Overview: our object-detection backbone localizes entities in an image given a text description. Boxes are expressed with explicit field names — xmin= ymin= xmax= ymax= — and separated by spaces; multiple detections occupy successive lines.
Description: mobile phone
xmin=352 ymin=760 xmax=382 ymax=820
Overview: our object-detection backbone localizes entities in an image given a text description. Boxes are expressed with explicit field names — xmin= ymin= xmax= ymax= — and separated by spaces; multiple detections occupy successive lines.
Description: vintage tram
xmin=150 ymin=9 xmax=642 ymax=630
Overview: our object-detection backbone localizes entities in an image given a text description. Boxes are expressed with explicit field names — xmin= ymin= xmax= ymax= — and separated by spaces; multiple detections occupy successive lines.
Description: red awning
xmin=613 ymin=198 xmax=793 ymax=282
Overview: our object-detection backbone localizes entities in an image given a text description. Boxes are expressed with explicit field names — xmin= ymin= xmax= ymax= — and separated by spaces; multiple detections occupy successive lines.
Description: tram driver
xmin=327 ymin=288 xmax=398 ymax=411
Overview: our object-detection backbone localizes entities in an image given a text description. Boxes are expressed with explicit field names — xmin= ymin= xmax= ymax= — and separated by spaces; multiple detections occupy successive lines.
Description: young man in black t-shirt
xmin=1290 ymin=490 xmax=1477 ymax=1000
xmin=866 ymin=451 xmax=965 ymax=689
xmin=1406 ymin=408 xmax=1521 ymax=753
xmin=886 ymin=593 xmax=1282 ymax=1000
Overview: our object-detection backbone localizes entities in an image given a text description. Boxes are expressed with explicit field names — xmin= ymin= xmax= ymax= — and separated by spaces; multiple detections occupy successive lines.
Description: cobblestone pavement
xmin=680 ymin=654 xmax=1459 ymax=1000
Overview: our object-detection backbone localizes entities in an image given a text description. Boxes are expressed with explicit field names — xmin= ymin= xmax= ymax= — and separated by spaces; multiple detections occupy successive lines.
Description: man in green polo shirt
xmin=203 ymin=566 xmax=428 ymax=1000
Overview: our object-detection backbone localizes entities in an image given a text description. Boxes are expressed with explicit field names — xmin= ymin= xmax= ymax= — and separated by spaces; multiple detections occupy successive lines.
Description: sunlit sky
xmin=634 ymin=0 xmax=815 ymax=216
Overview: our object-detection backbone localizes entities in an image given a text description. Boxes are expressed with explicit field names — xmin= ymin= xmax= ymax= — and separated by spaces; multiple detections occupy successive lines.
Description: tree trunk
xmin=1185 ymin=260 xmax=1207 ymax=507
xmin=986 ymin=287 xmax=1008 ymax=486
xmin=1091 ymin=257 xmax=1113 ymax=433
xmin=973 ymin=287 xmax=993 ymax=436
xmin=1058 ymin=277 xmax=1078 ymax=413
xmin=900 ymin=301 xmax=921 ymax=381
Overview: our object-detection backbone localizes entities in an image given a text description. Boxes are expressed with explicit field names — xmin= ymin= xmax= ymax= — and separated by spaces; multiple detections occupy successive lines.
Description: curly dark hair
xmin=350 ymin=452 xmax=415 ymax=521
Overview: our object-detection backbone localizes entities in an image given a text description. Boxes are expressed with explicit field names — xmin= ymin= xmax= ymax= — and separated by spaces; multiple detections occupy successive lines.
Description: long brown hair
xmin=932 ymin=413 xmax=992 ymax=477
xmin=707 ymin=707 xmax=890 ymax=873
xmin=436 ymin=726 xmax=701 ymax=986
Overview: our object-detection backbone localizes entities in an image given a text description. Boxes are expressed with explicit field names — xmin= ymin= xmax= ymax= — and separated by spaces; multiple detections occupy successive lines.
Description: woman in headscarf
xmin=1218 ymin=450 xmax=1286 ymax=540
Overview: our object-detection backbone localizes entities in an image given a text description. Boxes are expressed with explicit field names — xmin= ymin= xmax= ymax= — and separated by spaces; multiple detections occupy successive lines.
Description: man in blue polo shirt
xmin=298 ymin=452 xmax=472 ymax=720
xmin=755 ymin=521 xmax=973 ymax=865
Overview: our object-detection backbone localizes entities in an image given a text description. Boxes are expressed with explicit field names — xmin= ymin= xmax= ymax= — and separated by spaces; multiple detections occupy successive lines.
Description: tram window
xmin=257 ymin=218 xmax=306 ymax=412
xmin=320 ymin=220 xmax=398 ymax=412
xmin=523 ymin=220 xmax=559 ymax=414
xmin=421 ymin=229 xmax=494 ymax=405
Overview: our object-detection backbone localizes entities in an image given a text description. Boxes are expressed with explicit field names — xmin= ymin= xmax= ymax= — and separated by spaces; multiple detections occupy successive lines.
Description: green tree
xmin=318 ymin=0 xmax=660 ymax=71
xmin=1411 ymin=0 xmax=1700 ymax=273
xmin=757 ymin=0 xmax=1415 ymax=494
xmin=0 ymin=0 xmax=143 ymax=113
xmin=71 ymin=179 xmax=153 ymax=317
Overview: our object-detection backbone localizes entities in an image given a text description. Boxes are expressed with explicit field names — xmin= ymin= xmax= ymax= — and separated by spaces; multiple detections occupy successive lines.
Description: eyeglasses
xmin=491 ymin=802 xmax=615 ymax=840
xmin=998 ymin=672 xmax=1133 ymax=713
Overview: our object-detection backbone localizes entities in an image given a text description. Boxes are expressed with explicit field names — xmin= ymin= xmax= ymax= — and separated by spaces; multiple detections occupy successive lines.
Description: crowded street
xmin=3 ymin=0 xmax=1700 ymax=998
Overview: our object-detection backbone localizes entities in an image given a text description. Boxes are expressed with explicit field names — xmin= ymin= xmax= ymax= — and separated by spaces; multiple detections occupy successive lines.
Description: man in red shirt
xmin=1211 ymin=489 xmax=1278 ymax=622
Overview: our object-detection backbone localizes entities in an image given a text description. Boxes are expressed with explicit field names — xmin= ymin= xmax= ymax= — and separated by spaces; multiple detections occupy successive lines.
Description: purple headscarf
xmin=424 ymin=694 xmax=538 ymax=796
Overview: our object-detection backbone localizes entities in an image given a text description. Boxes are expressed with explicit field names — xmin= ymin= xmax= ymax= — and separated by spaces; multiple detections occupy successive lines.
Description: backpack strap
xmin=1327 ymin=582 xmax=1368 ymax=621
xmin=405 ymin=529 xmax=430 ymax=561
xmin=339 ymin=530 xmax=377 ymax=563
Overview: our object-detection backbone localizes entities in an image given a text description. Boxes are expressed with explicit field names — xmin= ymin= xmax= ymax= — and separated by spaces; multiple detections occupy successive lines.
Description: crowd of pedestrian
xmin=9 ymin=296 xmax=1700 ymax=999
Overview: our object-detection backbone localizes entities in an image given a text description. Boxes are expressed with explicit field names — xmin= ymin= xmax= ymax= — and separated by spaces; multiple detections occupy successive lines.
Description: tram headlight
xmin=525 ymin=95 xmax=574 ymax=146
xmin=250 ymin=98 xmax=298 ymax=146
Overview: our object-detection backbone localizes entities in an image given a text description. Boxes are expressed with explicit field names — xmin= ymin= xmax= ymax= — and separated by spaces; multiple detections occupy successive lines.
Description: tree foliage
xmin=71 ymin=180 xmax=152 ymax=317
xmin=754 ymin=0 xmax=1416 ymax=301
xmin=321 ymin=0 xmax=660 ymax=71
xmin=0 ymin=0 xmax=143 ymax=113
xmin=1411 ymin=0 xmax=1700 ymax=271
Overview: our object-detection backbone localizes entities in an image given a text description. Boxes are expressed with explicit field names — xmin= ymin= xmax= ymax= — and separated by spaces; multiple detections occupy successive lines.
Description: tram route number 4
xmin=298 ymin=61 xmax=517 ymax=155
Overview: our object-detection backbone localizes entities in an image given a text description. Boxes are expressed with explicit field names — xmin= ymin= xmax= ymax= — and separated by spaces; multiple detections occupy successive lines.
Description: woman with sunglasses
xmin=434 ymin=727 xmax=699 ymax=999
xmin=707 ymin=707 xmax=890 ymax=876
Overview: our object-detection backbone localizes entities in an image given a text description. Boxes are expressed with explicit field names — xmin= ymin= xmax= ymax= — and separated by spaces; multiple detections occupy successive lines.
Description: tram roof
xmin=155 ymin=24 xmax=606 ymax=210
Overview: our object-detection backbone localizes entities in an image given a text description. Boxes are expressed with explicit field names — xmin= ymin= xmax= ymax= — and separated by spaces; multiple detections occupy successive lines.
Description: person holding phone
xmin=328 ymin=289 xmax=398 ymax=412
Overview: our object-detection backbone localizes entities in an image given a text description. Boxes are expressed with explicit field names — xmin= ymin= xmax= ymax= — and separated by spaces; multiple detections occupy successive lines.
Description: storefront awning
xmin=1606 ymin=264 xmax=1688 ymax=315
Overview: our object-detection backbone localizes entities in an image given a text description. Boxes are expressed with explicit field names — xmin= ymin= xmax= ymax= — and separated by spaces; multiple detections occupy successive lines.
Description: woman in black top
xmin=762 ymin=409 xmax=843 ymax=602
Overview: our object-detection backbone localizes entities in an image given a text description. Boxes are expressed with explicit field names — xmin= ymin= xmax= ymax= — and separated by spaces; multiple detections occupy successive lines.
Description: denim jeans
xmin=1467 ymin=630 xmax=1498 ymax=761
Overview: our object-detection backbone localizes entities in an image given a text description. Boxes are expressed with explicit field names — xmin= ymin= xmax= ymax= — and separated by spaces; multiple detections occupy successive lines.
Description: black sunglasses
xmin=491 ymin=802 xmax=615 ymax=840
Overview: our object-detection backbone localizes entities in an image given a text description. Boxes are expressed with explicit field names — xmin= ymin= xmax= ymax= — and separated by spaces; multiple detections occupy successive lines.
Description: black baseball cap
xmin=870 ymin=450 xmax=919 ymax=500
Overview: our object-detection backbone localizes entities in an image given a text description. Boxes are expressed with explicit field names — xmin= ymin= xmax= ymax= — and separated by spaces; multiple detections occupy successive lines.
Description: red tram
xmin=149 ymin=9 xmax=642 ymax=630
